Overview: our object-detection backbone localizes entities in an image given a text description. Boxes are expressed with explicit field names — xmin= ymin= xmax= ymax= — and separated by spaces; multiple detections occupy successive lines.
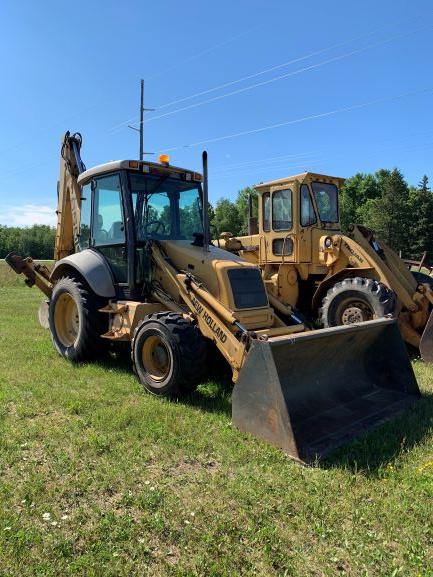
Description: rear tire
xmin=319 ymin=277 xmax=395 ymax=327
xmin=132 ymin=312 xmax=207 ymax=396
xmin=49 ymin=276 xmax=108 ymax=361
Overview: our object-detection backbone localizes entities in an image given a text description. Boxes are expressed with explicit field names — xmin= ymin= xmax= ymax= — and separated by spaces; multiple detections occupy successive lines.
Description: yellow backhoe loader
xmin=216 ymin=172 xmax=433 ymax=361
xmin=6 ymin=136 xmax=420 ymax=463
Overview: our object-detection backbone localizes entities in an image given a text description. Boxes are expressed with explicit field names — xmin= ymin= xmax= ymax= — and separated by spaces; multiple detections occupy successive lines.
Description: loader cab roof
xmin=77 ymin=160 xmax=202 ymax=186
xmin=254 ymin=172 xmax=345 ymax=193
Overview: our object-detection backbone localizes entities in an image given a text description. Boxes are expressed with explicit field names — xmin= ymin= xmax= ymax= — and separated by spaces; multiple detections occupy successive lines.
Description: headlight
xmin=324 ymin=236 xmax=333 ymax=248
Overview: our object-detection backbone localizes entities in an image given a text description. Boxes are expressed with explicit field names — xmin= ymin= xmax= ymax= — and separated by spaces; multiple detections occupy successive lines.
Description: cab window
xmin=263 ymin=192 xmax=270 ymax=232
xmin=92 ymin=173 xmax=125 ymax=245
xmin=300 ymin=184 xmax=317 ymax=227
xmin=312 ymin=182 xmax=339 ymax=223
xmin=79 ymin=183 xmax=92 ymax=250
xmin=272 ymin=189 xmax=292 ymax=231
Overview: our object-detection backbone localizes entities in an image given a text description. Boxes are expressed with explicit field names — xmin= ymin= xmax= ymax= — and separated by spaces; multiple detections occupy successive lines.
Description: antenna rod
xmin=202 ymin=151 xmax=210 ymax=253
xmin=139 ymin=79 xmax=144 ymax=161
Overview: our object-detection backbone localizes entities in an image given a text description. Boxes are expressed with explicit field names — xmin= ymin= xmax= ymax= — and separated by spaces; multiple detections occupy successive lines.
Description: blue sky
xmin=0 ymin=0 xmax=432 ymax=226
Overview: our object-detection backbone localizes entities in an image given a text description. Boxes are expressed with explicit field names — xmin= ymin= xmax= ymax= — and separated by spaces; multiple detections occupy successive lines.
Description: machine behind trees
xmin=6 ymin=134 xmax=421 ymax=463
xmin=217 ymin=172 xmax=433 ymax=361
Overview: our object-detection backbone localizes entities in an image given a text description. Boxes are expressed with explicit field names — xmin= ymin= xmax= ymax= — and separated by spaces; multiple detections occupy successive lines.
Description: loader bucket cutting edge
xmin=232 ymin=318 xmax=420 ymax=463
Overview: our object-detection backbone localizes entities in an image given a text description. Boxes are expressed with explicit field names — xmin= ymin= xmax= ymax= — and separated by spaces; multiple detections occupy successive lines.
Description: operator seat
xmin=109 ymin=221 xmax=125 ymax=242
xmin=94 ymin=214 xmax=108 ymax=243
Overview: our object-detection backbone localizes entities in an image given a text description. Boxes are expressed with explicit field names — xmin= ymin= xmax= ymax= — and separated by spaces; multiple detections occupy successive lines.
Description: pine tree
xmin=366 ymin=169 xmax=410 ymax=252
xmin=407 ymin=175 xmax=433 ymax=261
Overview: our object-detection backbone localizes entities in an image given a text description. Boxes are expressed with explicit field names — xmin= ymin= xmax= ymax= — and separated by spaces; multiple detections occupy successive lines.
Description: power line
xmin=108 ymin=25 xmax=387 ymax=133
xmin=211 ymin=138 xmax=433 ymax=183
xmin=109 ymin=13 xmax=432 ymax=133
xmin=143 ymin=24 xmax=262 ymax=83
xmin=211 ymin=151 xmax=319 ymax=174
xmin=143 ymin=24 xmax=433 ymax=124
xmin=161 ymin=86 xmax=433 ymax=151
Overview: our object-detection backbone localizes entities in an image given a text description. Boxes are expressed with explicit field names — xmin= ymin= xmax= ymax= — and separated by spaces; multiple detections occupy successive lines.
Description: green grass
xmin=0 ymin=260 xmax=433 ymax=576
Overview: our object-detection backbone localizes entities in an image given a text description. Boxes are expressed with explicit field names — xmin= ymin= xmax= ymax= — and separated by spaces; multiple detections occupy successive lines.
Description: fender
xmin=50 ymin=249 xmax=116 ymax=298
xmin=311 ymin=267 xmax=378 ymax=312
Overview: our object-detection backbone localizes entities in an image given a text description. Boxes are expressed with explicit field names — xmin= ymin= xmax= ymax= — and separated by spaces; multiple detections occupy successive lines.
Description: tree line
xmin=1 ymin=169 xmax=432 ymax=261
xmin=0 ymin=225 xmax=55 ymax=260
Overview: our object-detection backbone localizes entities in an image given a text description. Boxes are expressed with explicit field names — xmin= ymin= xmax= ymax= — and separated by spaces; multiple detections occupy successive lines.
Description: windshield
xmin=129 ymin=173 xmax=203 ymax=241
xmin=311 ymin=182 xmax=339 ymax=223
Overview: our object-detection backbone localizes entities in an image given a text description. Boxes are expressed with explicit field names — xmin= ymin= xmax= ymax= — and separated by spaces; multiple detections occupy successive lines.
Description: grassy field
xmin=0 ymin=260 xmax=432 ymax=577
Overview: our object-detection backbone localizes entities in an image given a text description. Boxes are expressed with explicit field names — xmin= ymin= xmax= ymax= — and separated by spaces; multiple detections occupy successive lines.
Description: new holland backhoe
xmin=216 ymin=172 xmax=433 ymax=361
xmin=6 ymin=134 xmax=420 ymax=463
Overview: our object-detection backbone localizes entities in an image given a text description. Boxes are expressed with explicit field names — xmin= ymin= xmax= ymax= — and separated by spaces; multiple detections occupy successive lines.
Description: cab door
xmin=297 ymin=183 xmax=317 ymax=262
xmin=91 ymin=172 xmax=128 ymax=289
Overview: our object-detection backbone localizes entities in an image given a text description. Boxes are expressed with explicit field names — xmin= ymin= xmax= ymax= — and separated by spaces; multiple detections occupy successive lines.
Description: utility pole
xmin=128 ymin=79 xmax=154 ymax=160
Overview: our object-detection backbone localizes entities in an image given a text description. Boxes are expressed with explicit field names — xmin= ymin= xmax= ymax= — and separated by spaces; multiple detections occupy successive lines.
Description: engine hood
xmin=159 ymin=240 xmax=269 ymax=314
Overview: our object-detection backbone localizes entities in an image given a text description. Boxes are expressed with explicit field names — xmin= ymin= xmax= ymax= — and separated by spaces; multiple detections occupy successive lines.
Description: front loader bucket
xmin=232 ymin=318 xmax=420 ymax=463
xmin=420 ymin=309 xmax=433 ymax=362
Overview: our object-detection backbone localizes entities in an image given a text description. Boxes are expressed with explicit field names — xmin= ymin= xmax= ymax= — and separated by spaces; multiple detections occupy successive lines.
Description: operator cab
xmin=254 ymin=172 xmax=344 ymax=235
xmin=77 ymin=159 xmax=205 ymax=298
xmin=249 ymin=172 xmax=345 ymax=263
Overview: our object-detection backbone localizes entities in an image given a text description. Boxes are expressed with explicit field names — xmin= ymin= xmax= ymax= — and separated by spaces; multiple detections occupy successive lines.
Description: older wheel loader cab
xmin=251 ymin=172 xmax=344 ymax=264
xmin=5 ymin=134 xmax=421 ymax=463
xmin=223 ymin=173 xmax=344 ymax=312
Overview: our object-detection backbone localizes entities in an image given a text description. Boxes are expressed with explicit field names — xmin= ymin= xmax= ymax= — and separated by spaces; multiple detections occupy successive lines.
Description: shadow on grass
xmin=89 ymin=345 xmax=433 ymax=471
xmin=323 ymin=392 xmax=433 ymax=474
xmin=92 ymin=344 xmax=233 ymax=417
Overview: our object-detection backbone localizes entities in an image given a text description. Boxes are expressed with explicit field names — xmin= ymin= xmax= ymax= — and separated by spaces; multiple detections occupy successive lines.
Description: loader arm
xmin=54 ymin=132 xmax=86 ymax=261
xmin=346 ymin=226 xmax=419 ymax=310
xmin=150 ymin=242 xmax=249 ymax=378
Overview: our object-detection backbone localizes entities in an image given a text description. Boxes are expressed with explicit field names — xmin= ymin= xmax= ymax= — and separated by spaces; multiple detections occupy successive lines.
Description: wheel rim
xmin=54 ymin=293 xmax=80 ymax=347
xmin=339 ymin=299 xmax=374 ymax=324
xmin=141 ymin=335 xmax=171 ymax=383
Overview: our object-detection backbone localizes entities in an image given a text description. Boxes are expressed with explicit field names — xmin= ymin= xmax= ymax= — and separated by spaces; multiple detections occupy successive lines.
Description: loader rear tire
xmin=132 ymin=312 xmax=207 ymax=396
xmin=49 ymin=276 xmax=108 ymax=361
xmin=319 ymin=277 xmax=395 ymax=327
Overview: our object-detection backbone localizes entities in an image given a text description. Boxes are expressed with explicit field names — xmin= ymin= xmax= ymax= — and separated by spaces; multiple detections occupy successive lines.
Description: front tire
xmin=319 ymin=277 xmax=395 ymax=327
xmin=49 ymin=276 xmax=108 ymax=361
xmin=412 ymin=271 xmax=433 ymax=289
xmin=132 ymin=312 xmax=206 ymax=396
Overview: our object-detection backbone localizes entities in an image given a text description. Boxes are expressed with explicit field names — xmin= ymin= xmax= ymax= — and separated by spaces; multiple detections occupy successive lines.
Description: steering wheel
xmin=144 ymin=220 xmax=166 ymax=234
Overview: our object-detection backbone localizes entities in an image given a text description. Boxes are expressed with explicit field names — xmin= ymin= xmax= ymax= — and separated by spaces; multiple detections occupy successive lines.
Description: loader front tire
xmin=132 ymin=312 xmax=206 ymax=396
xmin=412 ymin=271 xmax=433 ymax=289
xmin=320 ymin=277 xmax=395 ymax=327
xmin=49 ymin=276 xmax=107 ymax=361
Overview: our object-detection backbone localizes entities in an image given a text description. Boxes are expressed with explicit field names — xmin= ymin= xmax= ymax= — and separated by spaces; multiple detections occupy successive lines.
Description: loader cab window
xmin=272 ymin=188 xmax=292 ymax=231
xmin=312 ymin=182 xmax=339 ymax=224
xmin=79 ymin=183 xmax=92 ymax=250
xmin=262 ymin=193 xmax=270 ymax=232
xmin=91 ymin=173 xmax=127 ymax=284
xmin=300 ymin=184 xmax=317 ymax=227
xmin=92 ymin=174 xmax=125 ymax=245
xmin=129 ymin=173 xmax=203 ymax=242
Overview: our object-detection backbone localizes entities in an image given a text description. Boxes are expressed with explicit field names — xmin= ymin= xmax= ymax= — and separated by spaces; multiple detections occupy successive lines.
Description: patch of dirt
xmin=170 ymin=458 xmax=221 ymax=477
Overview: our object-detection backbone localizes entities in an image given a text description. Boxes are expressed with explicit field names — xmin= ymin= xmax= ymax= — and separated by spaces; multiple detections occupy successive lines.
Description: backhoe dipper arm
xmin=54 ymin=132 xmax=86 ymax=261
